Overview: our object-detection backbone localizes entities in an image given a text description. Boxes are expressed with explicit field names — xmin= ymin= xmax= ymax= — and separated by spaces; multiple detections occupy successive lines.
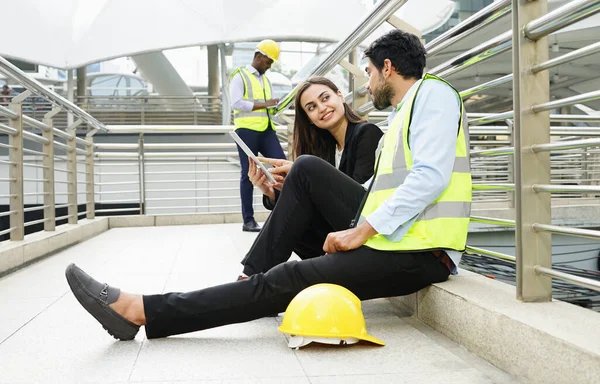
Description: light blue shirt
xmin=364 ymin=79 xmax=463 ymax=274
xmin=229 ymin=65 xmax=265 ymax=112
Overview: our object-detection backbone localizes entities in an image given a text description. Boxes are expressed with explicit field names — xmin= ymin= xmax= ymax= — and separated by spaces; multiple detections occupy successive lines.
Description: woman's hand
xmin=258 ymin=157 xmax=293 ymax=186
xmin=248 ymin=159 xmax=276 ymax=200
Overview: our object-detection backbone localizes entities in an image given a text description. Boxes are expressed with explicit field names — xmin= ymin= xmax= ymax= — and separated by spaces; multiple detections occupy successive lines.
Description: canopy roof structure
xmin=1 ymin=0 xmax=456 ymax=69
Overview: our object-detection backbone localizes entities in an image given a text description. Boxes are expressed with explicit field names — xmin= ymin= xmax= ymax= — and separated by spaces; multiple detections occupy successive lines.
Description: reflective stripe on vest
xmin=359 ymin=74 xmax=472 ymax=252
xmin=231 ymin=68 xmax=273 ymax=132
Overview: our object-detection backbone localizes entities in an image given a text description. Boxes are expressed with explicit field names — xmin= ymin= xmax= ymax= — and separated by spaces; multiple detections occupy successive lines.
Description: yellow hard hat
xmin=278 ymin=284 xmax=385 ymax=349
xmin=256 ymin=39 xmax=281 ymax=62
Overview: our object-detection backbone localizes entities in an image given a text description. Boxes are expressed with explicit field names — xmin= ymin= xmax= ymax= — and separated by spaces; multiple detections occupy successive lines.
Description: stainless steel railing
xmin=93 ymin=125 xmax=289 ymax=215
xmin=0 ymin=105 xmax=93 ymax=241
xmin=0 ymin=95 xmax=223 ymax=127
xmin=273 ymin=0 xmax=410 ymax=115
xmin=0 ymin=57 xmax=106 ymax=132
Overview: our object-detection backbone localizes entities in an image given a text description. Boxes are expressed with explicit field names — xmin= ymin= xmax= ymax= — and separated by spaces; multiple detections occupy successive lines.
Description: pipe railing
xmin=426 ymin=0 xmax=512 ymax=57
xmin=358 ymin=0 xmax=600 ymax=117
xmin=0 ymin=80 xmax=97 ymax=240
xmin=523 ymin=0 xmax=600 ymax=41
xmin=274 ymin=0 xmax=410 ymax=114
xmin=0 ymin=56 xmax=106 ymax=132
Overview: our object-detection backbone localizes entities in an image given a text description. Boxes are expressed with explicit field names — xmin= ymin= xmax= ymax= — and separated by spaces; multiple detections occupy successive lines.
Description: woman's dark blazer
xmin=263 ymin=121 xmax=384 ymax=210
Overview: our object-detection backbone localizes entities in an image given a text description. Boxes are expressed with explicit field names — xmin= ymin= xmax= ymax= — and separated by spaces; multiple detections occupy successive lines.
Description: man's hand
xmin=253 ymin=98 xmax=280 ymax=110
xmin=323 ymin=222 xmax=378 ymax=254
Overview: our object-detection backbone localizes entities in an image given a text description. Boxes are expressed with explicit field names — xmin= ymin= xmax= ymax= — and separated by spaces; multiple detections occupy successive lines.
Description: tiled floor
xmin=0 ymin=224 xmax=518 ymax=383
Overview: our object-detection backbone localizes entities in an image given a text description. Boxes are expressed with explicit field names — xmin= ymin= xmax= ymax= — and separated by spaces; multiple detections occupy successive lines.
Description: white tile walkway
xmin=0 ymin=224 xmax=518 ymax=384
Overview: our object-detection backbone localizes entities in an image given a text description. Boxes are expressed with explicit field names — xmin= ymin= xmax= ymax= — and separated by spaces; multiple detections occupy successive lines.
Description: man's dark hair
xmin=363 ymin=29 xmax=426 ymax=79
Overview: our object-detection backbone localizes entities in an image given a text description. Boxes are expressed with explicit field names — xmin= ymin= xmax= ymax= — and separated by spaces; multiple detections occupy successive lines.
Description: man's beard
xmin=372 ymin=76 xmax=394 ymax=110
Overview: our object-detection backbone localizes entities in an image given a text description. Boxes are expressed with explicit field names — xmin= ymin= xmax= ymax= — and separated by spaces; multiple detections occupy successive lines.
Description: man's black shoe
xmin=242 ymin=219 xmax=261 ymax=232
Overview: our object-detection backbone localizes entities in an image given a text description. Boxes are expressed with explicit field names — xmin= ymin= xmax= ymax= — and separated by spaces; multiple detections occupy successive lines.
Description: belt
xmin=432 ymin=250 xmax=453 ymax=272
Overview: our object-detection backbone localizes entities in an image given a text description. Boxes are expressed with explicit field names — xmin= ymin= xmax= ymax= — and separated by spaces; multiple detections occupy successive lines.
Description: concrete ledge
xmin=389 ymin=269 xmax=600 ymax=384
xmin=108 ymin=211 xmax=270 ymax=228
xmin=0 ymin=218 xmax=109 ymax=276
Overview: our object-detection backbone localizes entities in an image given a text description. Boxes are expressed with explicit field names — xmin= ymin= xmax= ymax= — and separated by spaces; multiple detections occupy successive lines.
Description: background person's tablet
xmin=229 ymin=131 xmax=277 ymax=184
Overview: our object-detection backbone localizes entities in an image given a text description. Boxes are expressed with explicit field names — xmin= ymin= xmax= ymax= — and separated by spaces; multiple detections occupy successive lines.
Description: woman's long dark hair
xmin=292 ymin=76 xmax=364 ymax=162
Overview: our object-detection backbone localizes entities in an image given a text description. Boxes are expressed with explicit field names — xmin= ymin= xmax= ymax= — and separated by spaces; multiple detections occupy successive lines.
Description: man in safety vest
xmin=230 ymin=39 xmax=286 ymax=232
xmin=65 ymin=30 xmax=472 ymax=342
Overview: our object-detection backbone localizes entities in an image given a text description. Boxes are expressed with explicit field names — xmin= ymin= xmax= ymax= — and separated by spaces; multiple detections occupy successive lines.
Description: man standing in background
xmin=230 ymin=39 xmax=286 ymax=232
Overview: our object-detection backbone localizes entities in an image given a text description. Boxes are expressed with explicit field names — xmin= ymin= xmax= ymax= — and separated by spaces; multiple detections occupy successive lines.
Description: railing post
xmin=287 ymin=122 xmax=294 ymax=160
xmin=348 ymin=48 xmax=359 ymax=109
xmin=42 ymin=118 xmax=56 ymax=231
xmin=512 ymin=0 xmax=552 ymax=302
xmin=138 ymin=133 xmax=146 ymax=214
xmin=339 ymin=58 xmax=369 ymax=117
xmin=352 ymin=75 xmax=370 ymax=118
xmin=8 ymin=103 xmax=24 ymax=240
xmin=86 ymin=137 xmax=95 ymax=219
xmin=66 ymin=128 xmax=78 ymax=224
xmin=506 ymin=119 xmax=515 ymax=208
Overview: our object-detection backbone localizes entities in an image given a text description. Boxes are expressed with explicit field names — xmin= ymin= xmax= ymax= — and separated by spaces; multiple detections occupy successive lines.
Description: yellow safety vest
xmin=360 ymin=74 xmax=471 ymax=252
xmin=231 ymin=67 xmax=273 ymax=131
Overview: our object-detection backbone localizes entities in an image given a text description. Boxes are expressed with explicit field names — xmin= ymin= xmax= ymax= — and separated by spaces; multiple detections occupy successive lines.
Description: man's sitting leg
xmin=65 ymin=247 xmax=450 ymax=340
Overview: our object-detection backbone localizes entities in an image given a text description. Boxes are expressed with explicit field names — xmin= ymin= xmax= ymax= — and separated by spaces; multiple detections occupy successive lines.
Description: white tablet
xmin=229 ymin=131 xmax=277 ymax=184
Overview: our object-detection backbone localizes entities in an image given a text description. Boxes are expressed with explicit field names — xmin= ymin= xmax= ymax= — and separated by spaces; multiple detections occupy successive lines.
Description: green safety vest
xmin=360 ymin=74 xmax=472 ymax=251
xmin=231 ymin=67 xmax=273 ymax=131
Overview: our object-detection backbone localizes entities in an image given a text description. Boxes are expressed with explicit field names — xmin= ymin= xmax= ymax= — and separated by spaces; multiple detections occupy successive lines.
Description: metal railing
xmin=462 ymin=0 xmax=600 ymax=299
xmin=0 ymin=57 xmax=106 ymax=132
xmin=1 ymin=0 xmax=599 ymax=302
xmin=1 ymin=95 xmax=223 ymax=127
xmin=92 ymin=126 xmax=288 ymax=215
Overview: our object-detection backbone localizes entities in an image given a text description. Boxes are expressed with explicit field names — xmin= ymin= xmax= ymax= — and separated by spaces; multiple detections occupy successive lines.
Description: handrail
xmin=467 ymin=112 xmax=600 ymax=123
xmin=22 ymin=115 xmax=50 ymax=132
xmin=524 ymin=0 xmax=600 ymax=41
xmin=460 ymin=74 xmax=513 ymax=99
xmin=470 ymin=216 xmax=516 ymax=227
xmin=532 ymin=90 xmax=600 ymax=113
xmin=0 ymin=122 xmax=17 ymax=136
xmin=426 ymin=0 xmax=512 ymax=56
xmin=466 ymin=246 xmax=516 ymax=262
xmin=531 ymin=41 xmax=600 ymax=73
xmin=80 ymin=95 xmax=220 ymax=100
xmin=22 ymin=130 xmax=50 ymax=145
xmin=533 ymin=184 xmax=600 ymax=193
xmin=531 ymin=137 xmax=600 ymax=152
xmin=534 ymin=266 xmax=600 ymax=292
xmin=427 ymin=0 xmax=600 ymax=87
xmin=429 ymin=31 xmax=512 ymax=78
xmin=0 ymin=55 xmax=106 ymax=132
xmin=104 ymin=125 xmax=288 ymax=134
xmin=0 ymin=104 xmax=19 ymax=119
xmin=274 ymin=0 xmax=409 ymax=115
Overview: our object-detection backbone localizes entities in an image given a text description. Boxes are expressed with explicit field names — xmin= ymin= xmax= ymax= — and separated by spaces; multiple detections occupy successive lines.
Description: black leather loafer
xmin=242 ymin=220 xmax=261 ymax=232
xmin=65 ymin=263 xmax=140 ymax=341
